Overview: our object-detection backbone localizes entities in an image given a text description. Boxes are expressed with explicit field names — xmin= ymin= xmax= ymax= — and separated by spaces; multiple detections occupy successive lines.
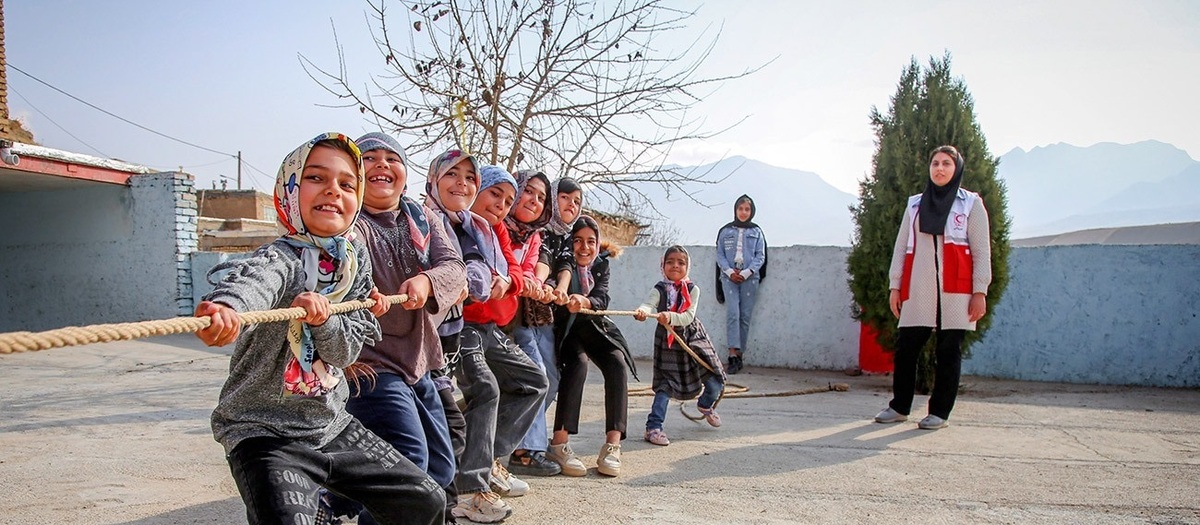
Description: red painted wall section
xmin=11 ymin=155 xmax=133 ymax=185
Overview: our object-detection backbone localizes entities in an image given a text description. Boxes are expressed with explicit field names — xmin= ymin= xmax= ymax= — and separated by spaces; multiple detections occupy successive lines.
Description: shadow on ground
xmin=117 ymin=498 xmax=245 ymax=524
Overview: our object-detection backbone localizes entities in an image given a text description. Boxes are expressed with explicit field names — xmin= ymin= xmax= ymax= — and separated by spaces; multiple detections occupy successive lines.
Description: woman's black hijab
xmin=715 ymin=194 xmax=768 ymax=304
xmin=918 ymin=146 xmax=966 ymax=236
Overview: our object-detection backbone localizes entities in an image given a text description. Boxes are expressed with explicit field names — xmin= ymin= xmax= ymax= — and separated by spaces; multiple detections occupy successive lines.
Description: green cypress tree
xmin=848 ymin=53 xmax=1011 ymax=390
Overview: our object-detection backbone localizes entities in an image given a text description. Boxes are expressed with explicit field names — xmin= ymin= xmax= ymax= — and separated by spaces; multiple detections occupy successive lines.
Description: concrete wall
xmin=606 ymin=246 xmax=861 ymax=370
xmin=0 ymin=172 xmax=196 ymax=331
xmin=604 ymin=244 xmax=1199 ymax=387
xmin=182 ymin=242 xmax=1200 ymax=387
xmin=190 ymin=251 xmax=248 ymax=307
xmin=963 ymin=245 xmax=1200 ymax=387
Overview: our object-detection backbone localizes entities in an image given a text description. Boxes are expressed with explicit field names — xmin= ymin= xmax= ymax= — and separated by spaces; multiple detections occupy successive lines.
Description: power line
xmin=240 ymin=159 xmax=276 ymax=190
xmin=9 ymin=64 xmax=237 ymax=159
xmin=10 ymin=86 xmax=110 ymax=158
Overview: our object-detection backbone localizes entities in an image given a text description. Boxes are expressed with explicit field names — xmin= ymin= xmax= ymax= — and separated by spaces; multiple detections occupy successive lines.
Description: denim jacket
xmin=716 ymin=225 xmax=766 ymax=277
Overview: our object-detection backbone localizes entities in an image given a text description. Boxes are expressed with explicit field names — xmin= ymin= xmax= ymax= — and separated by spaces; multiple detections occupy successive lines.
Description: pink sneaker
xmin=644 ymin=428 xmax=670 ymax=446
xmin=698 ymin=406 xmax=721 ymax=428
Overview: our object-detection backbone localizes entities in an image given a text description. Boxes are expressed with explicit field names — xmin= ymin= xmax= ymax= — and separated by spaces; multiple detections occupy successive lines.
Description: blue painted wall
xmin=963 ymin=245 xmax=1200 ymax=387
xmin=185 ymin=242 xmax=1199 ymax=387
xmin=602 ymin=244 xmax=1199 ymax=387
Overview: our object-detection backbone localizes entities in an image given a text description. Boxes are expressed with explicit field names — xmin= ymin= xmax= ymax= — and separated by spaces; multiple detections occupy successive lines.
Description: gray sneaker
xmin=874 ymin=407 xmax=908 ymax=423
xmin=918 ymin=415 xmax=948 ymax=430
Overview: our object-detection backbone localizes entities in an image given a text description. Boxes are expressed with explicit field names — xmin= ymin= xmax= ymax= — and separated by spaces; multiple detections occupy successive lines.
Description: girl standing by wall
xmin=715 ymin=194 xmax=768 ymax=374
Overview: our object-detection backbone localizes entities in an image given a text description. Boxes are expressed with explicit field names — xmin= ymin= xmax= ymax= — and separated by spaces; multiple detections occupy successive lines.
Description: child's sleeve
xmin=423 ymin=205 xmax=468 ymax=315
xmin=496 ymin=224 xmax=522 ymax=297
xmin=635 ymin=289 xmax=660 ymax=315
xmin=715 ymin=226 xmax=733 ymax=274
xmin=204 ymin=243 xmax=297 ymax=313
xmin=465 ymin=259 xmax=493 ymax=303
xmin=308 ymin=242 xmax=382 ymax=368
xmin=538 ymin=236 xmax=554 ymax=267
xmin=522 ymin=233 xmax=543 ymax=281
xmin=586 ymin=258 xmax=612 ymax=311
xmin=747 ymin=227 xmax=767 ymax=275
xmin=664 ymin=286 xmax=701 ymax=327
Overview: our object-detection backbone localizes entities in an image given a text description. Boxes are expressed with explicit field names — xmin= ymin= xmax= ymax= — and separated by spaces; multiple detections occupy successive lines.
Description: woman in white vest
xmin=874 ymin=145 xmax=992 ymax=430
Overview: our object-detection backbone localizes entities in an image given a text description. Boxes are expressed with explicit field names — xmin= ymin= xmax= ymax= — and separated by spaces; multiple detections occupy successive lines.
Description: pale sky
xmin=7 ymin=1 xmax=1199 ymax=195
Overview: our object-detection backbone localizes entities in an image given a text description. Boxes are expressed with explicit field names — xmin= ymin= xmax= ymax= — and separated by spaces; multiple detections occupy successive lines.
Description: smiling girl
xmin=548 ymin=216 xmax=638 ymax=478
xmin=453 ymin=165 xmax=549 ymax=523
xmin=635 ymin=245 xmax=726 ymax=446
xmin=197 ymin=133 xmax=444 ymax=524
xmin=497 ymin=170 xmax=564 ymax=478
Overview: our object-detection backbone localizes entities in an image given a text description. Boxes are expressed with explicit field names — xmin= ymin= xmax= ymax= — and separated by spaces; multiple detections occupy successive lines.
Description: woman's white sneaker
xmin=874 ymin=407 xmax=908 ymax=423
xmin=918 ymin=415 xmax=949 ymax=430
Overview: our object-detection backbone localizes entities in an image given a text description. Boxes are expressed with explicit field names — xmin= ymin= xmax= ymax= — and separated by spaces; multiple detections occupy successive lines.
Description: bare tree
xmin=303 ymin=0 xmax=765 ymax=207
xmin=637 ymin=217 xmax=681 ymax=246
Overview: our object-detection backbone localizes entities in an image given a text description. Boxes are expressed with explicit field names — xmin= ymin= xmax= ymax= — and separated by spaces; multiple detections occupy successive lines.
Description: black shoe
xmin=506 ymin=450 xmax=563 ymax=477
xmin=727 ymin=355 xmax=743 ymax=374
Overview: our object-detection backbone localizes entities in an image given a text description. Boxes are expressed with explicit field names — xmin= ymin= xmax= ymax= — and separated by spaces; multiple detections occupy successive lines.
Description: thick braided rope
xmin=579 ymin=308 xmax=717 ymax=375
xmin=581 ymin=308 xmax=851 ymax=413
xmin=0 ymin=294 xmax=409 ymax=354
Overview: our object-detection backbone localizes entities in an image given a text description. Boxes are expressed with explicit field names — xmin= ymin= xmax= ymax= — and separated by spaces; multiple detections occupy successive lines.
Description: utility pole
xmin=237 ymin=150 xmax=242 ymax=190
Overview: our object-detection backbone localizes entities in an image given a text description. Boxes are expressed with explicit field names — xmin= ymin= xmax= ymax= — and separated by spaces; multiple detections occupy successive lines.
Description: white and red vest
xmin=899 ymin=189 xmax=980 ymax=303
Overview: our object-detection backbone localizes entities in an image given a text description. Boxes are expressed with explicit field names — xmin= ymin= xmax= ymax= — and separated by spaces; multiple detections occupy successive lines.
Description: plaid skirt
xmin=651 ymin=319 xmax=726 ymax=400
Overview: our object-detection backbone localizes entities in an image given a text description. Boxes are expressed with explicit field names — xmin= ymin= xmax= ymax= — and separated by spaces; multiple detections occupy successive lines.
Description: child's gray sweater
xmin=205 ymin=239 xmax=381 ymax=454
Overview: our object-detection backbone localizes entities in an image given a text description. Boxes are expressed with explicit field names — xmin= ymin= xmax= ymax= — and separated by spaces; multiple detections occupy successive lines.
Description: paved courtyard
xmin=2 ymin=334 xmax=1198 ymax=524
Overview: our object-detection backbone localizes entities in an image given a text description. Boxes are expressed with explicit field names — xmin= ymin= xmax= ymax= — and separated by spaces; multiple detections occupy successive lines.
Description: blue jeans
xmin=645 ymin=375 xmax=724 ymax=431
xmin=345 ymin=373 xmax=455 ymax=489
xmin=720 ymin=274 xmax=760 ymax=352
xmin=512 ymin=324 xmax=558 ymax=452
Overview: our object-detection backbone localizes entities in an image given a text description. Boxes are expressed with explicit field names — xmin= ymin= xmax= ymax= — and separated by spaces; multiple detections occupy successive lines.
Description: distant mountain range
xmin=591 ymin=156 xmax=858 ymax=246
xmin=598 ymin=141 xmax=1200 ymax=246
xmin=1001 ymin=140 xmax=1200 ymax=237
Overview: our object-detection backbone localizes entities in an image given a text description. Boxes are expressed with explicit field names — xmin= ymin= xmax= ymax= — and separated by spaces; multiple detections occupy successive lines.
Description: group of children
xmin=196 ymin=132 xmax=727 ymax=525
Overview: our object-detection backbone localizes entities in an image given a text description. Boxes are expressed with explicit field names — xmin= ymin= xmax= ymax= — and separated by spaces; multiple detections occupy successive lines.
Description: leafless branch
xmin=301 ymin=0 xmax=767 ymax=204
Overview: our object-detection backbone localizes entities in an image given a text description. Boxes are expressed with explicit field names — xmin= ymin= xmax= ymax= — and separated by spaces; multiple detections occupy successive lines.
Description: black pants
xmin=226 ymin=418 xmax=444 ymax=525
xmin=554 ymin=327 xmax=629 ymax=439
xmin=888 ymin=327 xmax=965 ymax=420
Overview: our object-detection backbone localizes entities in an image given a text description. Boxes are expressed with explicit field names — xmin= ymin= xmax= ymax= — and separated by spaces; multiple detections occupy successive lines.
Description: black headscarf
xmin=917 ymin=147 xmax=965 ymax=236
xmin=715 ymin=194 xmax=769 ymax=304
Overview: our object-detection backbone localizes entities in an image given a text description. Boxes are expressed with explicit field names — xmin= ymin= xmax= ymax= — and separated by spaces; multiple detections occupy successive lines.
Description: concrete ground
xmin=2 ymin=335 xmax=1198 ymax=525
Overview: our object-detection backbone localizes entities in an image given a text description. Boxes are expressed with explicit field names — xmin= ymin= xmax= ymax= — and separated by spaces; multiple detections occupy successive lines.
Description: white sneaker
xmin=874 ymin=407 xmax=908 ymax=423
xmin=918 ymin=414 xmax=949 ymax=430
xmin=546 ymin=443 xmax=587 ymax=477
xmin=490 ymin=459 xmax=529 ymax=497
xmin=597 ymin=442 xmax=621 ymax=477
xmin=451 ymin=491 xmax=512 ymax=523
